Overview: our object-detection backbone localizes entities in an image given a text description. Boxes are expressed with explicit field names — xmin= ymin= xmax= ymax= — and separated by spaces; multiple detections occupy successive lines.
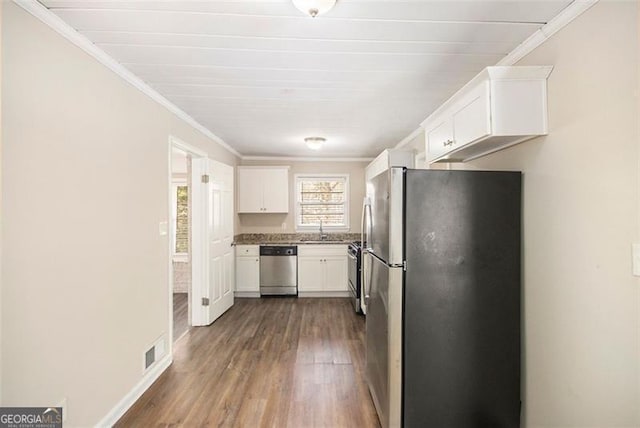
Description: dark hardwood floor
xmin=117 ymin=298 xmax=380 ymax=427
xmin=173 ymin=292 xmax=189 ymax=342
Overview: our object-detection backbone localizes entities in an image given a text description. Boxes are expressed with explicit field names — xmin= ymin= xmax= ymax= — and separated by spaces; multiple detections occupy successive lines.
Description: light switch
xmin=633 ymin=243 xmax=640 ymax=276
xmin=159 ymin=221 xmax=168 ymax=236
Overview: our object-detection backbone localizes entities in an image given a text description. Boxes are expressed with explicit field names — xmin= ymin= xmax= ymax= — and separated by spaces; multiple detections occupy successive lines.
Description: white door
xmin=191 ymin=158 xmax=235 ymax=326
xmin=236 ymin=257 xmax=259 ymax=292
xmin=261 ymin=168 xmax=288 ymax=212
xmin=297 ymin=257 xmax=324 ymax=292
xmin=324 ymin=256 xmax=348 ymax=292
xmin=237 ymin=168 xmax=263 ymax=213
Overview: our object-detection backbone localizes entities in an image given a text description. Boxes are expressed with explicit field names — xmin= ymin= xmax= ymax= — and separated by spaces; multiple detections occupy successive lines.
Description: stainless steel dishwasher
xmin=259 ymin=245 xmax=297 ymax=296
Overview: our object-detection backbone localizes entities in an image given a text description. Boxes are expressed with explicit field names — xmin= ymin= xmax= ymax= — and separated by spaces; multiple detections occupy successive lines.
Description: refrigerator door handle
xmin=361 ymin=197 xmax=372 ymax=311
xmin=361 ymin=196 xmax=371 ymax=251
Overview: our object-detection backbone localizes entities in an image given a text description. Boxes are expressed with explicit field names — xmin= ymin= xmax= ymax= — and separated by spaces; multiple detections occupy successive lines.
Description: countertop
xmin=233 ymin=232 xmax=360 ymax=246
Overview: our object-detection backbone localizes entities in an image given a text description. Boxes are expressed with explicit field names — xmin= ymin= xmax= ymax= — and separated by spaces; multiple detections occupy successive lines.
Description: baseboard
xmin=297 ymin=291 xmax=351 ymax=298
xmin=234 ymin=291 xmax=260 ymax=298
xmin=95 ymin=354 xmax=172 ymax=427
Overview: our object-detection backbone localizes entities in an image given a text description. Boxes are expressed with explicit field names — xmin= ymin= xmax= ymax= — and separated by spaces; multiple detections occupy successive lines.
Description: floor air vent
xmin=144 ymin=347 xmax=155 ymax=370
xmin=143 ymin=335 xmax=166 ymax=373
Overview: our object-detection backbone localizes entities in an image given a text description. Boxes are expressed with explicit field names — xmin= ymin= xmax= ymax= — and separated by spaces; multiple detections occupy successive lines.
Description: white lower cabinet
xmin=235 ymin=245 xmax=260 ymax=297
xmin=298 ymin=245 xmax=348 ymax=296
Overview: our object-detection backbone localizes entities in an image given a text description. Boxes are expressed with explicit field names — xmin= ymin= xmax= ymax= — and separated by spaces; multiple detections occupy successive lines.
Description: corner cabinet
xmin=235 ymin=245 xmax=260 ymax=297
xmin=237 ymin=166 xmax=289 ymax=213
xmin=298 ymin=245 xmax=349 ymax=297
xmin=422 ymin=66 xmax=553 ymax=163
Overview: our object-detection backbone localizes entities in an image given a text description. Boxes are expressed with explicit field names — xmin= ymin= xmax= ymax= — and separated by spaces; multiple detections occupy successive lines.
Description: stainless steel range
xmin=347 ymin=241 xmax=362 ymax=313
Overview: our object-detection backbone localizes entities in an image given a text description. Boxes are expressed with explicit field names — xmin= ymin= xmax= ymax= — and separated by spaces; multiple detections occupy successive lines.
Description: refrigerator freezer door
xmin=403 ymin=170 xmax=521 ymax=427
xmin=366 ymin=253 xmax=403 ymax=428
xmin=369 ymin=168 xmax=404 ymax=266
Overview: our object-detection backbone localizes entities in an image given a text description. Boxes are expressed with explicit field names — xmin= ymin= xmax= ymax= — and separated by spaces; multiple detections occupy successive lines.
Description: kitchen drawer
xmin=236 ymin=245 xmax=259 ymax=256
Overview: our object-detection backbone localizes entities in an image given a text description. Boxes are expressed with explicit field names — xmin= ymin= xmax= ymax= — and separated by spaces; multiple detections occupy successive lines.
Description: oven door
xmin=348 ymin=250 xmax=359 ymax=290
xmin=347 ymin=248 xmax=360 ymax=312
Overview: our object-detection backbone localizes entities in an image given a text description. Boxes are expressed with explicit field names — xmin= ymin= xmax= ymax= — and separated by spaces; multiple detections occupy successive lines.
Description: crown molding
xmin=393 ymin=0 xmax=599 ymax=151
xmin=14 ymin=0 xmax=598 ymax=162
xmin=394 ymin=127 xmax=424 ymax=149
xmin=12 ymin=0 xmax=242 ymax=159
xmin=497 ymin=0 xmax=599 ymax=66
xmin=241 ymin=156 xmax=374 ymax=162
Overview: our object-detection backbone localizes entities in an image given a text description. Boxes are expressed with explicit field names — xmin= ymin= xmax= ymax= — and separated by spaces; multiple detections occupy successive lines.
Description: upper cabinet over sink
xmin=237 ymin=166 xmax=289 ymax=213
xmin=422 ymin=66 xmax=553 ymax=163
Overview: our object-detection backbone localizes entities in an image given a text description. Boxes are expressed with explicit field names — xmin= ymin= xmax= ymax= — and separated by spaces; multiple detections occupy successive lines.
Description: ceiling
xmin=40 ymin=0 xmax=573 ymax=158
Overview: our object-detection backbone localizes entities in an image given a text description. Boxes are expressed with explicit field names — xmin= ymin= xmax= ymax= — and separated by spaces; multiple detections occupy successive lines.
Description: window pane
xmin=175 ymin=186 xmax=189 ymax=253
xmin=297 ymin=176 xmax=347 ymax=227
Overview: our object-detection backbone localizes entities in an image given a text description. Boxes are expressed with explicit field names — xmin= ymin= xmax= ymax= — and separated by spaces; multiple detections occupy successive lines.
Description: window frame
xmin=294 ymin=173 xmax=350 ymax=232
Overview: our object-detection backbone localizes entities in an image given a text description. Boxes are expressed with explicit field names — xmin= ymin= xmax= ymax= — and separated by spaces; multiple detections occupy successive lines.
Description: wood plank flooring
xmin=173 ymin=292 xmax=189 ymax=342
xmin=117 ymin=298 xmax=380 ymax=428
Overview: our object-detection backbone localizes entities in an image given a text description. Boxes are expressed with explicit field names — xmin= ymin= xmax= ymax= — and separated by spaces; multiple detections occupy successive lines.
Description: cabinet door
xmin=237 ymin=168 xmax=264 ymax=213
xmin=236 ymin=256 xmax=259 ymax=292
xmin=426 ymin=117 xmax=454 ymax=158
xmin=262 ymin=168 xmax=289 ymax=213
xmin=324 ymin=256 xmax=348 ymax=292
xmin=452 ymin=82 xmax=491 ymax=148
xmin=298 ymin=257 xmax=324 ymax=292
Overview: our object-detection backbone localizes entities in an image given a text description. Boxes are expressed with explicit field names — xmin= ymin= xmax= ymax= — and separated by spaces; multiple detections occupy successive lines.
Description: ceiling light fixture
xmin=292 ymin=0 xmax=336 ymax=18
xmin=305 ymin=137 xmax=325 ymax=150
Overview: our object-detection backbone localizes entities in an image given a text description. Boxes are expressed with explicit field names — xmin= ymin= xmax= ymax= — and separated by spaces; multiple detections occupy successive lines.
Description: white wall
xmin=1 ymin=2 xmax=237 ymax=426
xmin=238 ymin=159 xmax=368 ymax=234
xmin=457 ymin=1 xmax=639 ymax=426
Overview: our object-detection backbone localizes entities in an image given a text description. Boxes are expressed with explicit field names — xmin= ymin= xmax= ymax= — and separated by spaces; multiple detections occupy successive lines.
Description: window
xmin=295 ymin=174 xmax=349 ymax=231
xmin=172 ymin=181 xmax=189 ymax=256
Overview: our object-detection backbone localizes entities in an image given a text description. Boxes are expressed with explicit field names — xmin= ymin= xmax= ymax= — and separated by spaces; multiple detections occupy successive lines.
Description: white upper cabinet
xmin=237 ymin=166 xmax=289 ymax=213
xmin=422 ymin=66 xmax=553 ymax=163
xmin=366 ymin=149 xmax=415 ymax=181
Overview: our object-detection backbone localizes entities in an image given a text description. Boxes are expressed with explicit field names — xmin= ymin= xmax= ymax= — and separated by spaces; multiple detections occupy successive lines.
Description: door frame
xmin=168 ymin=136 xmax=207 ymax=349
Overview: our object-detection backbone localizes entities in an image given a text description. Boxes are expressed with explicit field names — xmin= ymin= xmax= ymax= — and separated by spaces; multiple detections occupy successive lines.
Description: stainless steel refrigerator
xmin=363 ymin=168 xmax=521 ymax=428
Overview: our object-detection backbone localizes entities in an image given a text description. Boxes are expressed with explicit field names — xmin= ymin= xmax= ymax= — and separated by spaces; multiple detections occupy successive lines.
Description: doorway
xmin=169 ymin=136 xmax=235 ymax=353
xmin=170 ymin=146 xmax=192 ymax=343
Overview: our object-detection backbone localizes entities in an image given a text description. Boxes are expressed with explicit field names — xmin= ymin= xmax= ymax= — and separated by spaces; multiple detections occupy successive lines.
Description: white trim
xmin=497 ymin=0 xmax=599 ymax=66
xmin=13 ymin=0 xmax=241 ymax=158
xmin=235 ymin=291 xmax=261 ymax=298
xmin=170 ymin=135 xmax=208 ymax=158
xmin=394 ymin=128 xmax=423 ymax=149
xmin=96 ymin=354 xmax=171 ymax=428
xmin=236 ymin=165 xmax=290 ymax=170
xmin=298 ymin=291 xmax=351 ymax=298
xmin=241 ymin=156 xmax=374 ymax=162
xmin=166 ymin=139 xmax=175 ymax=364
xmin=392 ymin=0 xmax=599 ymax=152
xmin=294 ymin=173 xmax=350 ymax=232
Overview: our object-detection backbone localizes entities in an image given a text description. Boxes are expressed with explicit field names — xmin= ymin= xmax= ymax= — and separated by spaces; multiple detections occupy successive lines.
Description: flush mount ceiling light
xmin=292 ymin=0 xmax=336 ymax=18
xmin=305 ymin=137 xmax=326 ymax=150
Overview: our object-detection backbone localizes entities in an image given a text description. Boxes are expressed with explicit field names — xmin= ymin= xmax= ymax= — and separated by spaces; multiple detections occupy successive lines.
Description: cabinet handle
xmin=443 ymin=139 xmax=454 ymax=147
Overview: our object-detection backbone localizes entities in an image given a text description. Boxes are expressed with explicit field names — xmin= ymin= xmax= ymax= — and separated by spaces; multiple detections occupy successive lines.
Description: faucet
xmin=319 ymin=219 xmax=328 ymax=240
